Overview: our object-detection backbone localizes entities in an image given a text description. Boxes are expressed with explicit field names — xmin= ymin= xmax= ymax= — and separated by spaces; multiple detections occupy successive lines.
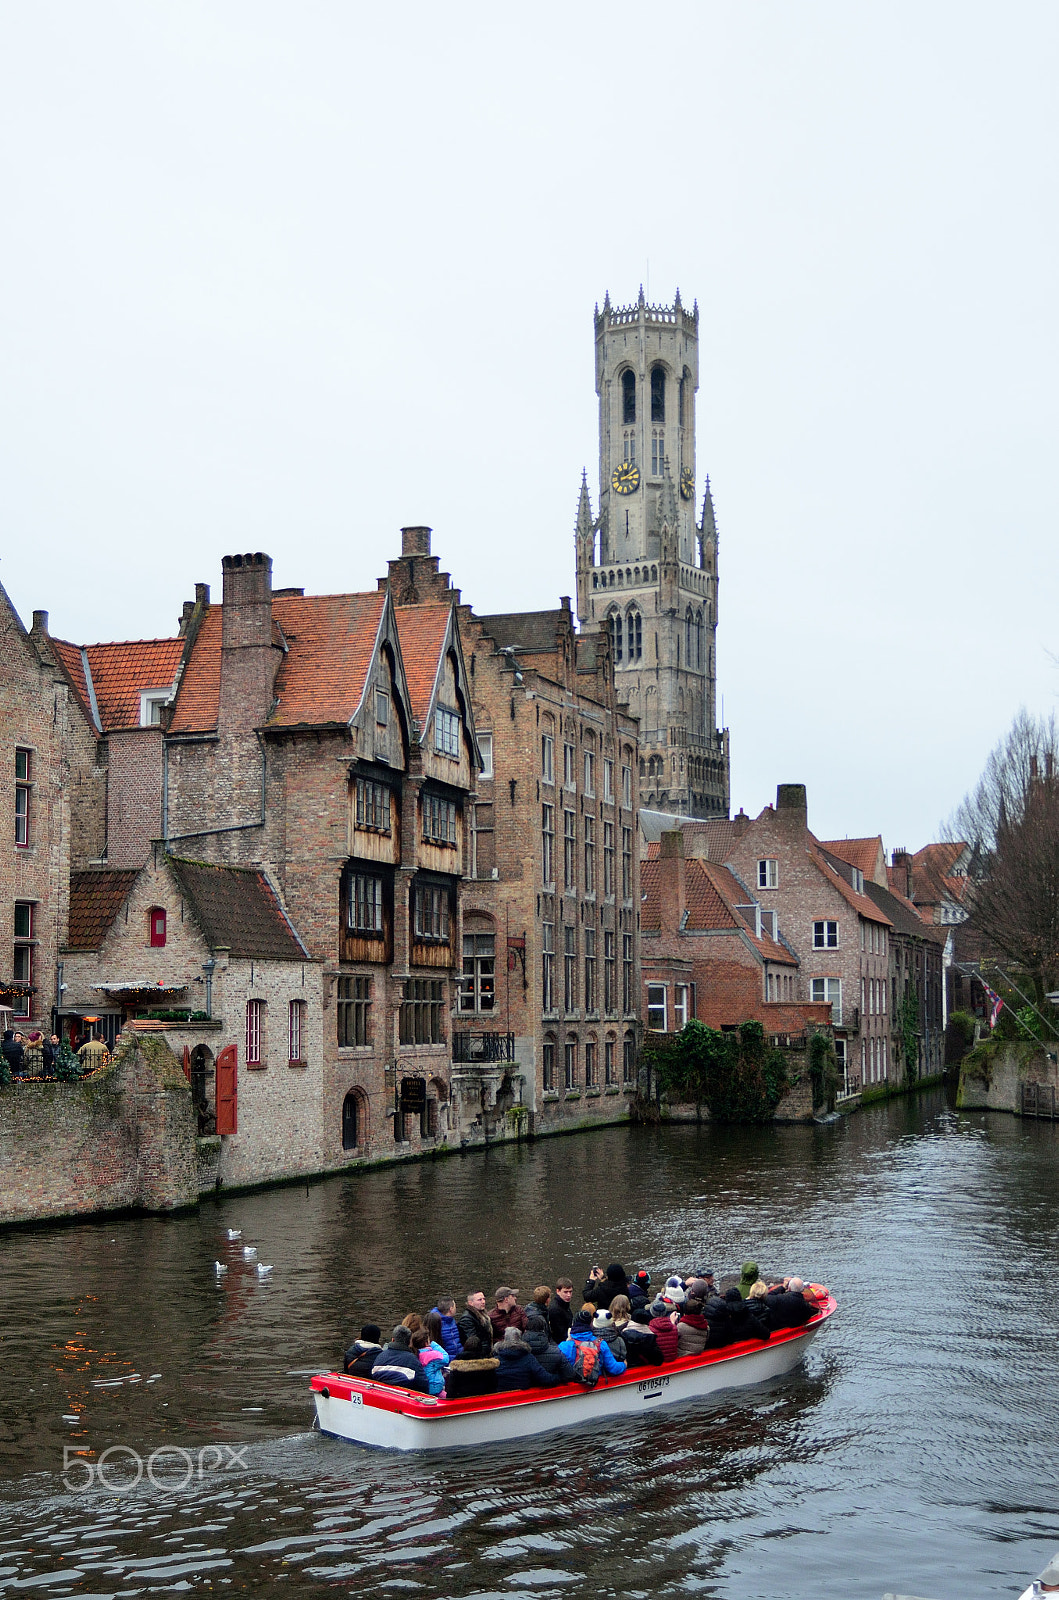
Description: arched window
xmin=342 ymin=1090 xmax=362 ymax=1151
xmin=627 ymin=609 xmax=642 ymax=661
xmin=622 ymin=369 xmax=636 ymax=425
xmin=608 ymin=612 xmax=623 ymax=663
xmin=650 ymin=365 xmax=665 ymax=423
xmin=685 ymin=608 xmax=693 ymax=664
xmin=696 ymin=609 xmax=704 ymax=669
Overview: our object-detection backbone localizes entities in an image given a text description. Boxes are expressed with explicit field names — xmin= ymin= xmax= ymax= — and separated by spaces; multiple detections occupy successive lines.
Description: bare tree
xmin=948 ymin=710 xmax=1059 ymax=1001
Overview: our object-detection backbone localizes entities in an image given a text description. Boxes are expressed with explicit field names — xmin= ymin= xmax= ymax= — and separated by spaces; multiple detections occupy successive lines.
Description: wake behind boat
xmin=311 ymin=1295 xmax=836 ymax=1451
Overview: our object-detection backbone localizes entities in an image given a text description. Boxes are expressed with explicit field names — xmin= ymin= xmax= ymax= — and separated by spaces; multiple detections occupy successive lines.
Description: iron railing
xmin=452 ymin=1031 xmax=516 ymax=1065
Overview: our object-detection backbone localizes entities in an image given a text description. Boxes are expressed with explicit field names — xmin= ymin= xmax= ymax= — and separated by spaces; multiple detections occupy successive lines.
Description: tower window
xmin=651 ymin=431 xmax=665 ymax=476
xmin=623 ymin=430 xmax=636 ymax=464
xmin=622 ymin=369 xmax=636 ymax=424
xmin=627 ymin=610 xmax=642 ymax=661
xmin=609 ymin=613 xmax=623 ymax=663
xmin=650 ymin=365 xmax=665 ymax=423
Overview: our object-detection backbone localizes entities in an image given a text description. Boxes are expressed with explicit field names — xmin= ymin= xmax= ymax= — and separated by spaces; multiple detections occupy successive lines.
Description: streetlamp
xmin=202 ymin=957 xmax=217 ymax=1019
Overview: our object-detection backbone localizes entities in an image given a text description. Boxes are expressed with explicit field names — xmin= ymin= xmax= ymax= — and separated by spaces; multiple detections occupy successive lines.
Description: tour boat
xmin=310 ymin=1295 xmax=836 ymax=1451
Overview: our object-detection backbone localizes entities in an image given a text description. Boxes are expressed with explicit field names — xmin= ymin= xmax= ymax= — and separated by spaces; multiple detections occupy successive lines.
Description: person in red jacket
xmin=488 ymin=1287 xmax=528 ymax=1343
xmin=648 ymin=1298 xmax=680 ymax=1362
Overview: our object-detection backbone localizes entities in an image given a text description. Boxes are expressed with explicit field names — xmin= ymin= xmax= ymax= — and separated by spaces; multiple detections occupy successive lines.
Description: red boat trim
xmin=311 ymin=1297 xmax=835 ymax=1421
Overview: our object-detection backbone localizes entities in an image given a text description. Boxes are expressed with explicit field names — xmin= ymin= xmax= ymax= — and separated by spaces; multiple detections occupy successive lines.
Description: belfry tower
xmin=575 ymin=287 xmax=730 ymax=818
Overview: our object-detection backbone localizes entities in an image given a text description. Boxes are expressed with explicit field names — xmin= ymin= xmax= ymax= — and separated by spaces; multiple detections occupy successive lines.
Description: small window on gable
xmin=375 ymin=688 xmax=389 ymax=726
xmin=477 ymin=731 xmax=493 ymax=779
xmin=622 ymin=369 xmax=636 ymax=425
xmin=434 ymin=707 xmax=460 ymax=757
xmin=149 ymin=907 xmax=167 ymax=948
xmin=758 ymin=859 xmax=778 ymax=889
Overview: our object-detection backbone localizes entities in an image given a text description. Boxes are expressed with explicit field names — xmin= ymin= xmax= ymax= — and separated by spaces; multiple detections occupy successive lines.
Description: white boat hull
xmin=311 ymin=1300 xmax=834 ymax=1451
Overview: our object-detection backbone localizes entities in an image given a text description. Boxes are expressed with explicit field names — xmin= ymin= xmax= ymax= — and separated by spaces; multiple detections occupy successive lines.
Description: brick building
xmin=458 ymin=590 xmax=642 ymax=1132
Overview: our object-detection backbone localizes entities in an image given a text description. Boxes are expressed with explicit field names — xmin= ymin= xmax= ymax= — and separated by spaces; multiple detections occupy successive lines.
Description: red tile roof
xmin=83 ymin=639 xmax=184 ymax=731
xmin=641 ymin=857 xmax=796 ymax=965
xmin=395 ymin=605 xmax=452 ymax=727
xmin=67 ymin=871 xmax=139 ymax=949
xmin=818 ymin=836 xmax=885 ymax=881
xmin=808 ymin=840 xmax=891 ymax=926
xmin=169 ymin=593 xmax=388 ymax=734
xmin=911 ymin=842 xmax=970 ymax=906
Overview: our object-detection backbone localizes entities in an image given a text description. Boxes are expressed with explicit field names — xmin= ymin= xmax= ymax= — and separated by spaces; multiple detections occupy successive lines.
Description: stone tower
xmin=575 ymin=288 xmax=730 ymax=817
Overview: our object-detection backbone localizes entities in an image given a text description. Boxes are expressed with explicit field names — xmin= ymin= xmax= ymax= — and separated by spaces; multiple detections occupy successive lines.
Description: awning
xmin=90 ymin=982 xmax=189 ymax=996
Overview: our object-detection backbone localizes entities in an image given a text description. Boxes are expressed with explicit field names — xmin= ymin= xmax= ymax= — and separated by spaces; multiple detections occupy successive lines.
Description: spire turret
xmin=575 ymin=469 xmax=594 ymax=543
xmin=700 ymin=476 xmax=717 ymax=545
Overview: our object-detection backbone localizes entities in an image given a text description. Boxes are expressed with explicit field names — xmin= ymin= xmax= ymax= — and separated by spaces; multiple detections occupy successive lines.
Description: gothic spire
xmin=700 ymin=475 xmax=717 ymax=544
xmin=575 ymin=469 xmax=593 ymax=543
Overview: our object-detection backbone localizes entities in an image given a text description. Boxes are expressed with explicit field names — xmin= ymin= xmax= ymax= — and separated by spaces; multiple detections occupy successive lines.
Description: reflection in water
xmin=0 ymin=1091 xmax=1058 ymax=1598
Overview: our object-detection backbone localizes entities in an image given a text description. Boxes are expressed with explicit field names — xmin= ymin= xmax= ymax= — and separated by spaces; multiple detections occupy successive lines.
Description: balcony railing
xmin=452 ymin=1031 xmax=515 ymax=1065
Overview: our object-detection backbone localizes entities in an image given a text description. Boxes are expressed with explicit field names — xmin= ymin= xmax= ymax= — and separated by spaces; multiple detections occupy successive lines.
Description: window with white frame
xmin=674 ymin=984 xmax=690 ymax=1029
xmin=583 ymin=750 xmax=595 ymax=795
xmin=288 ymin=1000 xmax=306 ymax=1063
xmin=541 ymin=732 xmax=555 ymax=783
xmin=14 ymin=749 xmax=31 ymax=847
xmin=459 ymin=932 xmax=495 ymax=1012
xmin=563 ymin=742 xmax=576 ymax=788
xmin=139 ymin=690 xmax=170 ymax=727
xmin=647 ymin=983 xmax=667 ymax=1031
xmin=375 ymin=688 xmax=389 ymax=726
xmin=622 ymin=762 xmax=632 ymax=808
xmin=434 ymin=707 xmax=460 ymax=757
xmin=477 ymin=731 xmax=493 ymax=779
xmin=246 ymin=999 xmax=265 ymax=1067
xmin=813 ymin=920 xmax=839 ymax=949
xmin=810 ymin=977 xmax=842 ymax=1025
xmin=603 ymin=758 xmax=614 ymax=802
xmin=758 ymin=858 xmax=778 ymax=889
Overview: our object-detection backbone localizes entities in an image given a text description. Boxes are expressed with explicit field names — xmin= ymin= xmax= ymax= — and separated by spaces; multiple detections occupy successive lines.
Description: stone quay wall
xmin=0 ymin=1030 xmax=199 ymax=1227
xmin=957 ymin=1040 xmax=1059 ymax=1114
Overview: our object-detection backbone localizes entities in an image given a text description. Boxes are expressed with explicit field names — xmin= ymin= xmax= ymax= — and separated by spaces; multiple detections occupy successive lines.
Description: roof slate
xmin=167 ymin=857 xmax=307 ymax=960
xmin=68 ymin=871 xmax=139 ymax=949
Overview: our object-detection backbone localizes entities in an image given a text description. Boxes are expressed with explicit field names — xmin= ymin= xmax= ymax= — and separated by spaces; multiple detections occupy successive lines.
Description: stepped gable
xmin=68 ymin=870 xmax=139 ymax=950
xmin=169 ymin=592 xmax=387 ymax=733
xmin=393 ymin=604 xmax=453 ymax=727
xmin=166 ymin=857 xmax=307 ymax=961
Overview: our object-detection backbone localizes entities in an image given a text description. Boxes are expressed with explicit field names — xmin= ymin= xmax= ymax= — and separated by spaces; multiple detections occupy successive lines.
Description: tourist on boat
xmin=494 ymin=1327 xmax=561 ymax=1391
xmin=739 ymin=1261 xmax=760 ymax=1299
xmin=583 ymin=1263 xmax=631 ymax=1310
xmin=369 ymin=1326 xmax=430 ymax=1393
xmin=1019 ymin=1549 xmax=1059 ymax=1599
xmin=647 ymin=1301 xmax=680 ymax=1362
xmin=400 ymin=1312 xmax=423 ymax=1336
xmin=531 ymin=1285 xmax=552 ymax=1318
xmin=628 ymin=1270 xmax=651 ymax=1308
xmin=592 ymin=1306 xmax=628 ymax=1363
xmin=558 ymin=1307 xmax=627 ymax=1378
xmin=489 ymin=1287 xmax=529 ymax=1343
xmin=523 ymin=1307 xmax=575 ymax=1382
xmin=443 ymin=1334 xmax=500 ymax=1398
xmin=745 ymin=1281 xmax=774 ymax=1333
xmin=676 ymin=1295 xmax=713 ymax=1357
xmin=430 ymin=1297 xmax=463 ymax=1358
xmin=547 ymin=1279 xmax=575 ymax=1344
xmin=621 ymin=1307 xmax=665 ymax=1367
xmin=343 ymin=1324 xmax=383 ymax=1378
xmin=765 ymin=1278 xmax=814 ymax=1329
xmin=723 ymin=1287 xmax=770 ymax=1342
xmin=457 ymin=1290 xmax=495 ymax=1351
xmin=411 ymin=1327 xmax=450 ymax=1395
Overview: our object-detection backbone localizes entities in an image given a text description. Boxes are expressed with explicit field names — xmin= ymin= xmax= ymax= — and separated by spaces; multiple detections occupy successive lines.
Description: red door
xmin=215 ymin=1044 xmax=237 ymax=1135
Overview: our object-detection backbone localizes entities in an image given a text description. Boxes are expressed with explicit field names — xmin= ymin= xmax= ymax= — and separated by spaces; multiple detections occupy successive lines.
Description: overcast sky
xmin=2 ymin=2 xmax=1056 ymax=851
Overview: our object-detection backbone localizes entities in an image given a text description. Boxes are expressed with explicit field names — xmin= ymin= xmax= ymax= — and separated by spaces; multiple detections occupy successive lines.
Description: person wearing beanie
xmin=738 ymin=1261 xmax=760 ymax=1299
xmin=628 ymin=1270 xmax=651 ymax=1310
xmin=369 ymin=1325 xmax=430 ymax=1392
xmin=523 ymin=1307 xmax=575 ymax=1382
xmin=647 ymin=1300 xmax=680 ymax=1363
xmin=557 ymin=1307 xmax=627 ymax=1378
xmin=444 ymin=1334 xmax=500 ymax=1399
xmin=622 ymin=1306 xmax=665 ymax=1367
xmin=343 ymin=1323 xmax=383 ymax=1379
xmin=494 ymin=1325 xmax=560 ymax=1392
xmin=592 ymin=1305 xmax=628 ymax=1364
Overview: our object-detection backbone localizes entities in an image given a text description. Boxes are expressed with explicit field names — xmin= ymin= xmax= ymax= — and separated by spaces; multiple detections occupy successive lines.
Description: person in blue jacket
xmin=429 ymin=1298 xmax=463 ymax=1359
xmin=493 ymin=1327 xmax=560 ymax=1391
xmin=557 ymin=1306 xmax=627 ymax=1377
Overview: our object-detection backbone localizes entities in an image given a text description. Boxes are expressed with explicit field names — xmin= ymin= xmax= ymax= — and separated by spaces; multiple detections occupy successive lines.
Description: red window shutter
xmin=216 ymin=1044 xmax=237 ymax=1135
xmin=181 ymin=1044 xmax=191 ymax=1082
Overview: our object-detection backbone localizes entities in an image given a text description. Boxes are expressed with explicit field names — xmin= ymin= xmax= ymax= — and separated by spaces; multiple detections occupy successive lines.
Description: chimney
xmin=401 ymin=526 xmax=432 ymax=557
xmin=659 ymin=830 xmax=686 ymax=933
xmin=775 ymin=783 xmax=808 ymax=835
xmin=732 ymin=808 xmax=750 ymax=839
xmin=31 ymin=610 xmax=48 ymax=635
xmin=221 ymin=553 xmax=273 ymax=649
xmin=892 ymin=848 xmax=913 ymax=901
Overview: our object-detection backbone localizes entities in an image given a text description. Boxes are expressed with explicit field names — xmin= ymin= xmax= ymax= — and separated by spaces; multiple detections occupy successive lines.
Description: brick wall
xmin=106 ymin=728 xmax=163 ymax=868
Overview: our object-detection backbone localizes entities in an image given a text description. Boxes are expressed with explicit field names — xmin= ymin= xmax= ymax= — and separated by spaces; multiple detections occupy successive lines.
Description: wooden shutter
xmin=215 ymin=1044 xmax=237 ymax=1135
xmin=181 ymin=1044 xmax=191 ymax=1082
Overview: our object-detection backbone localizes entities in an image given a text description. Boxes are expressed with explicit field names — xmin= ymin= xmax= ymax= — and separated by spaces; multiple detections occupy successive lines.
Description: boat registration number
xmin=349 ymin=1393 xmax=363 ymax=1406
xmin=638 ymin=1377 xmax=670 ymax=1397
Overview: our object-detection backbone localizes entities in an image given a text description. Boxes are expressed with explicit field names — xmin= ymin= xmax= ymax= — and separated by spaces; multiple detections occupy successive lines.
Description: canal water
xmin=1 ymin=1090 xmax=1058 ymax=1600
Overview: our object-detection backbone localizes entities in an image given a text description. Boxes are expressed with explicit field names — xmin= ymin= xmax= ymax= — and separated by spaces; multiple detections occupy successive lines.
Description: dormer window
xmin=434 ymin=707 xmax=460 ymax=757
xmin=140 ymin=690 xmax=170 ymax=727
xmin=149 ymin=907 xmax=167 ymax=947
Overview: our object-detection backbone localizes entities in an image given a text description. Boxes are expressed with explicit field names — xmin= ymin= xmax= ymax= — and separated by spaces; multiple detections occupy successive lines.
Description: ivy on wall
xmin=643 ymin=1020 xmax=789 ymax=1123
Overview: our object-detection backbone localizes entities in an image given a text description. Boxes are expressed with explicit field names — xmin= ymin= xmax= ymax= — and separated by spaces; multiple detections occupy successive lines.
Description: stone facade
xmin=459 ymin=596 xmax=642 ymax=1134
xmin=575 ymin=290 xmax=729 ymax=818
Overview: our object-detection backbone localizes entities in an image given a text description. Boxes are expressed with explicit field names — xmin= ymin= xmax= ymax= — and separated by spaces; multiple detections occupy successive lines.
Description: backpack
xmin=571 ymin=1336 xmax=602 ymax=1388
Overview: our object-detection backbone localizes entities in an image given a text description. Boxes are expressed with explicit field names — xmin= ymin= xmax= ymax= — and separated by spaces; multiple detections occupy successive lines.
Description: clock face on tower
xmin=612 ymin=461 xmax=640 ymax=496
xmin=680 ymin=468 xmax=694 ymax=501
